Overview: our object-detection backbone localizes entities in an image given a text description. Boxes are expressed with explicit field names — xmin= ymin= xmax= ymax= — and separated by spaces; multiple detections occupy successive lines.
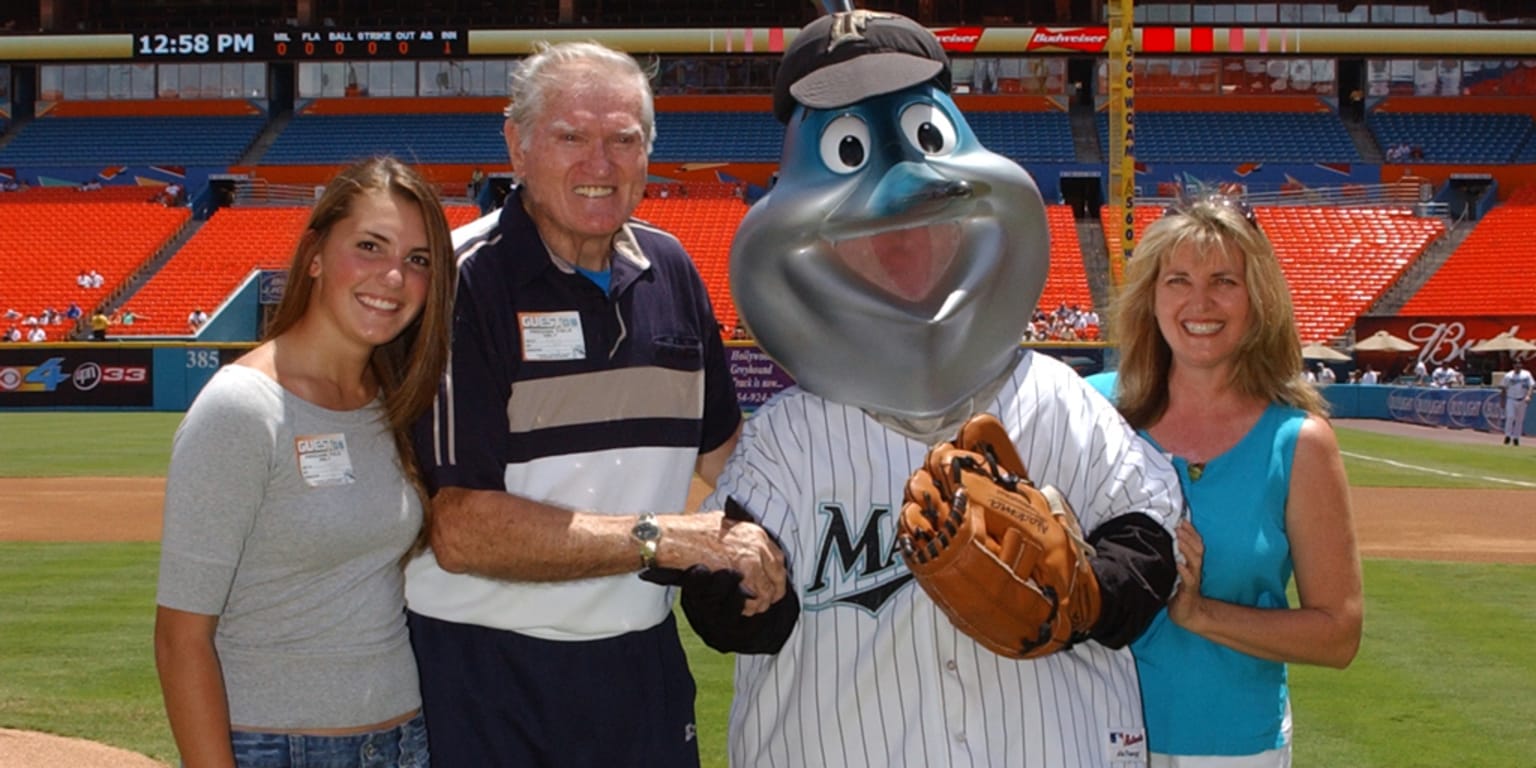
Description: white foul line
xmin=1341 ymin=451 xmax=1536 ymax=489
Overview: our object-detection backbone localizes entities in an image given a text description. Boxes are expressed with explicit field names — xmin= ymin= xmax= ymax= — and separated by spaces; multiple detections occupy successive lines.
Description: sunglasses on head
xmin=1163 ymin=193 xmax=1260 ymax=231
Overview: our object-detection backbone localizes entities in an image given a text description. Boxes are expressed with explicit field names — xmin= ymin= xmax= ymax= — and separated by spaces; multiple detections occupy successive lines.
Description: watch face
xmin=633 ymin=517 xmax=661 ymax=542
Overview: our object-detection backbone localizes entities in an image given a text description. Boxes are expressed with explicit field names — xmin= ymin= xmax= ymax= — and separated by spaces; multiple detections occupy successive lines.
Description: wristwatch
xmin=631 ymin=512 xmax=662 ymax=569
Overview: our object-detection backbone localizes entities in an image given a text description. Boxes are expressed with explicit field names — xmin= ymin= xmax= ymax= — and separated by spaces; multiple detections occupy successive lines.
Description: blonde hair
xmin=1109 ymin=195 xmax=1327 ymax=428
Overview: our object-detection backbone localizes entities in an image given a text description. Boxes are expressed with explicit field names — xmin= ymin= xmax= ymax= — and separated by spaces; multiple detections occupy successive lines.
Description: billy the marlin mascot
xmin=679 ymin=9 xmax=1184 ymax=767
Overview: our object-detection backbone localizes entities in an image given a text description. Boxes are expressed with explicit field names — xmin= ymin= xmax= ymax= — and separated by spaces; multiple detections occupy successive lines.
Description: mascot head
xmin=730 ymin=10 xmax=1050 ymax=422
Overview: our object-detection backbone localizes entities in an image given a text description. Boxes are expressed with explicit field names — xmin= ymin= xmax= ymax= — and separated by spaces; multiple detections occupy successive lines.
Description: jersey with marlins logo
xmin=709 ymin=352 xmax=1184 ymax=767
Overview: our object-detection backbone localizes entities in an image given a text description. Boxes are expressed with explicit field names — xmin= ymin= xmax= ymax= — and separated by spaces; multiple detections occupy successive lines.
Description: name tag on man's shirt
xmin=520 ymin=311 xmax=586 ymax=361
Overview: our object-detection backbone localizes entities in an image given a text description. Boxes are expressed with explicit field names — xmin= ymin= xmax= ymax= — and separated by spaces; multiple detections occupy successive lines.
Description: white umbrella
xmin=1469 ymin=332 xmax=1536 ymax=353
xmin=1300 ymin=342 xmax=1351 ymax=362
xmin=1353 ymin=330 xmax=1420 ymax=352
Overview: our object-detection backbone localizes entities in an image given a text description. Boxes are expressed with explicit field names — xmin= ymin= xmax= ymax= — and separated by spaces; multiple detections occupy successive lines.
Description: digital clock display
xmin=132 ymin=29 xmax=466 ymax=60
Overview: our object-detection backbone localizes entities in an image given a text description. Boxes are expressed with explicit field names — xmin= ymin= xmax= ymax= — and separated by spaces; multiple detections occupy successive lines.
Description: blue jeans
xmin=230 ymin=713 xmax=429 ymax=768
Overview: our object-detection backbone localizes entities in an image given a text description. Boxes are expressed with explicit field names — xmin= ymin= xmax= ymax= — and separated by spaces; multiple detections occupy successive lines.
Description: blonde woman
xmin=1090 ymin=195 xmax=1363 ymax=767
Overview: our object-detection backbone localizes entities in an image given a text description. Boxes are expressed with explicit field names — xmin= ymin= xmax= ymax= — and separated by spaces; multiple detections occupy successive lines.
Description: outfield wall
xmin=1 ymin=342 xmax=1530 ymax=436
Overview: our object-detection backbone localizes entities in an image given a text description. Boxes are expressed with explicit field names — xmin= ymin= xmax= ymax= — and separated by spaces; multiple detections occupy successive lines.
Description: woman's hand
xmin=1166 ymin=519 xmax=1207 ymax=631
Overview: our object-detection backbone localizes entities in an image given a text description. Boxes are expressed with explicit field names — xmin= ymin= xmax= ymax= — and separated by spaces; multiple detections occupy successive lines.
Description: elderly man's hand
xmin=653 ymin=510 xmax=788 ymax=616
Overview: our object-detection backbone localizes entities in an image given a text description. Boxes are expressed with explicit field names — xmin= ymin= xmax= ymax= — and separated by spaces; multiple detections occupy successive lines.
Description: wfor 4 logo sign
xmin=71 ymin=361 xmax=148 ymax=391
xmin=0 ymin=357 xmax=70 ymax=392
xmin=0 ymin=358 xmax=149 ymax=393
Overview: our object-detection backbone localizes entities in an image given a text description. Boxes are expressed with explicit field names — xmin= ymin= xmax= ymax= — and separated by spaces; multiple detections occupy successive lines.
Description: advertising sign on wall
xmin=1356 ymin=316 xmax=1536 ymax=367
xmin=1385 ymin=386 xmax=1508 ymax=434
xmin=727 ymin=344 xmax=1107 ymax=412
xmin=0 ymin=347 xmax=154 ymax=407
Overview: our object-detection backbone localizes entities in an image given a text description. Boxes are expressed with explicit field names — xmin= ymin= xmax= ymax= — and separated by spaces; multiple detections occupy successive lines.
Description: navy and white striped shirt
xmin=406 ymin=189 xmax=740 ymax=640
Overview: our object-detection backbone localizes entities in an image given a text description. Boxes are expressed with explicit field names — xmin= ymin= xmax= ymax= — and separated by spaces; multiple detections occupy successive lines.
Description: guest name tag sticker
xmin=295 ymin=433 xmax=355 ymax=487
xmin=520 ymin=311 xmax=586 ymax=361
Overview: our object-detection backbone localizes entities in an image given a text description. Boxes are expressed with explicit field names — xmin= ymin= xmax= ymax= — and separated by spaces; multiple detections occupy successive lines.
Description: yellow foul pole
xmin=1106 ymin=0 xmax=1135 ymax=287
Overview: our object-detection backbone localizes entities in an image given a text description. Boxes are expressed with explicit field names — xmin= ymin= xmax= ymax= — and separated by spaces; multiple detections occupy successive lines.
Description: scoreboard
xmin=0 ymin=28 xmax=467 ymax=62
xmin=1 ymin=25 xmax=1534 ymax=61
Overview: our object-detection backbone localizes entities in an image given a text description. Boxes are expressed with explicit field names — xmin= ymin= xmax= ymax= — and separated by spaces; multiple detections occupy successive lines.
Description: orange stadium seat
xmin=1402 ymin=198 xmax=1536 ymax=316
xmin=1101 ymin=205 xmax=1445 ymax=341
xmin=112 ymin=205 xmax=482 ymax=337
xmin=0 ymin=201 xmax=189 ymax=341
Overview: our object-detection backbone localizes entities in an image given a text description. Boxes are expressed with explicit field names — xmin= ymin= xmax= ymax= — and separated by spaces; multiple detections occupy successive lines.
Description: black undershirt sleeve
xmin=1084 ymin=512 xmax=1178 ymax=648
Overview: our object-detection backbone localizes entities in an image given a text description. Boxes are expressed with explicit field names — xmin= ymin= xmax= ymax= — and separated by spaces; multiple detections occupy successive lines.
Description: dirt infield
xmin=2 ymin=450 xmax=1533 ymax=767
xmin=5 ymin=475 xmax=1535 ymax=563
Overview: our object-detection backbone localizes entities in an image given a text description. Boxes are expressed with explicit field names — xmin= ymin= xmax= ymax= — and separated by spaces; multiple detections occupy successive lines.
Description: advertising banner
xmin=1355 ymin=316 xmax=1536 ymax=366
xmin=0 ymin=347 xmax=154 ymax=407
xmin=728 ymin=344 xmax=1106 ymax=412
xmin=1385 ymin=386 xmax=1510 ymax=434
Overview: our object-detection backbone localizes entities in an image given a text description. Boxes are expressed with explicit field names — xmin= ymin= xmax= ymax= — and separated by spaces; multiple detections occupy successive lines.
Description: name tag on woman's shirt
xmin=296 ymin=433 xmax=356 ymax=487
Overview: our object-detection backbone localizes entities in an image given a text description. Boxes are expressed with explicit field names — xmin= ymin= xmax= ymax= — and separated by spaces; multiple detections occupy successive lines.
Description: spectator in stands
xmin=1316 ymin=362 xmax=1337 ymax=385
xmin=154 ymin=157 xmax=456 ymax=768
xmin=156 ymin=182 xmax=185 ymax=207
xmin=65 ymin=302 xmax=82 ymax=321
xmin=1361 ymin=365 xmax=1380 ymax=385
xmin=1432 ymin=361 xmax=1453 ymax=388
xmin=76 ymin=271 xmax=90 ymax=289
xmin=25 ymin=326 xmax=46 ymax=343
xmin=89 ymin=310 xmax=110 ymax=341
xmin=404 ymin=40 xmax=783 ymax=768
xmin=2 ymin=308 xmax=17 ymax=321
xmin=187 ymin=308 xmax=209 ymax=333
xmin=469 ymin=167 xmax=485 ymax=199
xmin=117 ymin=308 xmax=146 ymax=327
xmin=1413 ymin=358 xmax=1428 ymax=385
xmin=3 ymin=326 xmax=19 ymax=342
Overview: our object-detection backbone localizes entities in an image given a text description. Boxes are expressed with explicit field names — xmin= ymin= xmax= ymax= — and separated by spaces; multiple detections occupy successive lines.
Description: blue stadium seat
xmin=1095 ymin=111 xmax=1360 ymax=163
xmin=259 ymin=113 xmax=506 ymax=164
xmin=0 ymin=116 xmax=267 ymax=166
xmin=1368 ymin=112 xmax=1536 ymax=164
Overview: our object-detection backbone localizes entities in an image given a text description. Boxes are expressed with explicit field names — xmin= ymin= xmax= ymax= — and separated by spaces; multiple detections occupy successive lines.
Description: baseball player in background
xmin=690 ymin=11 xmax=1185 ymax=767
xmin=1504 ymin=357 xmax=1533 ymax=446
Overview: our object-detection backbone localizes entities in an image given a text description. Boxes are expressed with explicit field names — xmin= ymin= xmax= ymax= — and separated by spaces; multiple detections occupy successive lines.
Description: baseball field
xmin=0 ymin=411 xmax=1532 ymax=767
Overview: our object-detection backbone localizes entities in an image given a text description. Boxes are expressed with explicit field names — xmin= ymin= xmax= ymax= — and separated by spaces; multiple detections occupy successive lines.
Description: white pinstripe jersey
xmin=707 ymin=352 xmax=1184 ymax=767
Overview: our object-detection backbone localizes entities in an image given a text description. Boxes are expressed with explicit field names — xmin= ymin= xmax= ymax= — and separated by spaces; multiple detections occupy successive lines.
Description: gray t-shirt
xmin=157 ymin=364 xmax=422 ymax=729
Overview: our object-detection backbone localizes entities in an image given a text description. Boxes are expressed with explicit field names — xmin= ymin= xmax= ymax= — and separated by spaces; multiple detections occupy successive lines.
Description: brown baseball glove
xmin=898 ymin=413 xmax=1101 ymax=659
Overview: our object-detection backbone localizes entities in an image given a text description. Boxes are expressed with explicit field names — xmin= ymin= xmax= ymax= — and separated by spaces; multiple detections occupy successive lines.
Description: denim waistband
xmin=228 ymin=712 xmax=428 ymax=768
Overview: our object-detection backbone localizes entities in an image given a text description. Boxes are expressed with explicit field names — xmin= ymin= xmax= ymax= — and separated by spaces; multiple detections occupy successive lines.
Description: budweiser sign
xmin=931 ymin=27 xmax=983 ymax=53
xmin=1027 ymin=27 xmax=1109 ymax=53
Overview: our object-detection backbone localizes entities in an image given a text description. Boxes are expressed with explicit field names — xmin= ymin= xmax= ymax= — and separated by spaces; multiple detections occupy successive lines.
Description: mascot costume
xmin=676 ymin=9 xmax=1187 ymax=767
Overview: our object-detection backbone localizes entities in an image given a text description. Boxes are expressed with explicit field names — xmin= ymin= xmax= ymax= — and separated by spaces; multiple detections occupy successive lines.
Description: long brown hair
xmin=1109 ymin=194 xmax=1326 ymax=429
xmin=265 ymin=157 xmax=456 ymax=525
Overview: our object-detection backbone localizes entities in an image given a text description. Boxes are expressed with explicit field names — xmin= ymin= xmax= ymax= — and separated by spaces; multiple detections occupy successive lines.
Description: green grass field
xmin=1 ymin=412 xmax=1532 ymax=766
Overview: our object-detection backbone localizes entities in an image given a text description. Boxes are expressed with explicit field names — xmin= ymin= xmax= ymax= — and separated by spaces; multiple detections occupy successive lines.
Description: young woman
xmin=154 ymin=157 xmax=455 ymax=767
xmin=1091 ymin=194 xmax=1363 ymax=767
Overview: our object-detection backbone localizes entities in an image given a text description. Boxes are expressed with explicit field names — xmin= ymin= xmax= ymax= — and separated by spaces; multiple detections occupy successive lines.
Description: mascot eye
xmin=899 ymin=104 xmax=958 ymax=157
xmin=818 ymin=114 xmax=870 ymax=174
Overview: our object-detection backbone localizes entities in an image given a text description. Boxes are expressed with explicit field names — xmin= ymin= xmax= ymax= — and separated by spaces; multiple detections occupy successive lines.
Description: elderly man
xmin=406 ymin=41 xmax=786 ymax=767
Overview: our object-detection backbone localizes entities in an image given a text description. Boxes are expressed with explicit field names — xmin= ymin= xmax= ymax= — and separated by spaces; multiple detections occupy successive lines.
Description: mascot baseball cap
xmin=773 ymin=10 xmax=952 ymax=124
